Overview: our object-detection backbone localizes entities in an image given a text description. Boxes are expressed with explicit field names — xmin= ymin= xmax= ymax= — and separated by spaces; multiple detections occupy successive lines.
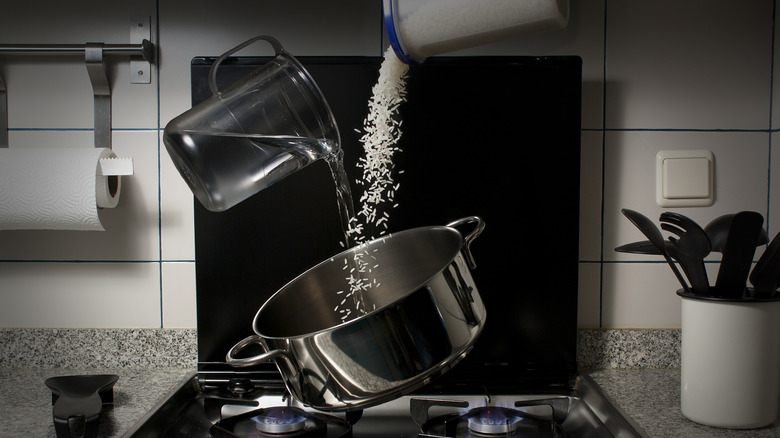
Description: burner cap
xmin=467 ymin=407 xmax=521 ymax=435
xmin=253 ymin=407 xmax=308 ymax=434
xmin=212 ymin=404 xmax=352 ymax=437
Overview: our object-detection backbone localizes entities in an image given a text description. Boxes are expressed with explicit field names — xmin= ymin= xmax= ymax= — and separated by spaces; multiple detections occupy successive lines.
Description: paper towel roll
xmin=0 ymin=148 xmax=122 ymax=231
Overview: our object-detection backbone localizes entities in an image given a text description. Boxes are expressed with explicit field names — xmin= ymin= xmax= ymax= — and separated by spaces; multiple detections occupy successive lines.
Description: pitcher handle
xmin=446 ymin=216 xmax=485 ymax=269
xmin=226 ymin=335 xmax=288 ymax=368
xmin=208 ymin=35 xmax=285 ymax=95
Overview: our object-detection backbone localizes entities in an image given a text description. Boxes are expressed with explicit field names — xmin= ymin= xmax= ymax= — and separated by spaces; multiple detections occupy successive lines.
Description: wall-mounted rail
xmin=0 ymin=33 xmax=155 ymax=149
xmin=0 ymin=40 xmax=154 ymax=62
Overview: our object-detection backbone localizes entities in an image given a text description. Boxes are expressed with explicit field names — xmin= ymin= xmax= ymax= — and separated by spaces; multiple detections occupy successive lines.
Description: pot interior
xmin=254 ymin=226 xmax=463 ymax=338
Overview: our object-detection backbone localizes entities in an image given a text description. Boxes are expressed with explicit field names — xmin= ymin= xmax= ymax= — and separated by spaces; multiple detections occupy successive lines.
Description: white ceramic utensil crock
xmin=679 ymin=289 xmax=780 ymax=429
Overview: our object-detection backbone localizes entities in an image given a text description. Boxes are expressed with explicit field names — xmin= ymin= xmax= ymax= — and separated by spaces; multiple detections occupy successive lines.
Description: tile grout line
xmin=767 ymin=0 xmax=777 ymax=234
xmin=598 ymin=0 xmax=609 ymax=329
xmin=155 ymin=0 xmax=165 ymax=329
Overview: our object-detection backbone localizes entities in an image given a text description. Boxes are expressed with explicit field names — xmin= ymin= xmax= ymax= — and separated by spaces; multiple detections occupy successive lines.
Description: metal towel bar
xmin=0 ymin=40 xmax=154 ymax=62
xmin=0 ymin=39 xmax=155 ymax=149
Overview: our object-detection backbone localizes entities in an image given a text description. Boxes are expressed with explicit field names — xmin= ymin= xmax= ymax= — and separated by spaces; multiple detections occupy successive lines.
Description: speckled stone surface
xmin=1 ymin=328 xmax=778 ymax=437
xmin=588 ymin=369 xmax=780 ymax=437
xmin=577 ymin=328 xmax=681 ymax=370
xmin=0 ymin=328 xmax=197 ymax=369
xmin=1 ymin=328 xmax=679 ymax=371
xmin=0 ymin=367 xmax=194 ymax=438
xmin=4 ymin=369 xmax=778 ymax=437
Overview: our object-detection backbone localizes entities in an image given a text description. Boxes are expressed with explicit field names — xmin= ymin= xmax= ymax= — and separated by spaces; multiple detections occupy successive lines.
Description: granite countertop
xmin=0 ymin=367 xmax=193 ymax=438
xmin=588 ymin=369 xmax=780 ymax=438
xmin=3 ymin=367 xmax=780 ymax=437
xmin=2 ymin=328 xmax=779 ymax=437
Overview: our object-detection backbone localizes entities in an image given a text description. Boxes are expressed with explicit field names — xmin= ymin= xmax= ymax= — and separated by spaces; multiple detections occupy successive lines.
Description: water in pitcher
xmin=164 ymin=130 xmax=356 ymax=231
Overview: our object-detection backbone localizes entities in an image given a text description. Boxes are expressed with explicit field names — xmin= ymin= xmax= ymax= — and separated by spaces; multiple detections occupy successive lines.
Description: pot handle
xmin=226 ymin=335 xmax=288 ymax=368
xmin=208 ymin=35 xmax=285 ymax=96
xmin=446 ymin=216 xmax=485 ymax=269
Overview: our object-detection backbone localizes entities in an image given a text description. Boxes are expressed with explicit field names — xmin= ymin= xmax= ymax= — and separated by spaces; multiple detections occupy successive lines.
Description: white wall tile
xmin=157 ymin=0 xmax=382 ymax=127
xmin=769 ymin=132 xmax=780 ymax=237
xmin=601 ymin=262 xmax=682 ymax=328
xmin=0 ymin=130 xmax=160 ymax=261
xmin=579 ymin=130 xmax=603 ymax=261
xmin=0 ymin=262 xmax=161 ymax=328
xmin=604 ymin=130 xmax=769 ymax=263
xmin=161 ymin=262 xmax=196 ymax=328
xmin=0 ymin=0 xmax=158 ymax=129
xmin=578 ymin=262 xmax=601 ymax=328
xmin=159 ymin=132 xmax=195 ymax=261
xmin=605 ymin=0 xmax=773 ymax=130
xmin=774 ymin=4 xmax=780 ymax=130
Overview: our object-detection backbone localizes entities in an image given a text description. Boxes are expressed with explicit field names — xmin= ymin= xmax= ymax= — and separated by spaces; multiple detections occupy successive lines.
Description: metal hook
xmin=85 ymin=43 xmax=111 ymax=149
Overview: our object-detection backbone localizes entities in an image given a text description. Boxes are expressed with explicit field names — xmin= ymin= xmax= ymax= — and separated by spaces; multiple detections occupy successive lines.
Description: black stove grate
xmin=122 ymin=374 xmax=648 ymax=437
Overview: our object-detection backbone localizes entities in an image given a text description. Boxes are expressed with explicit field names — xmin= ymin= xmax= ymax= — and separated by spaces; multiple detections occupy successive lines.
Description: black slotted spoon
xmin=659 ymin=212 xmax=711 ymax=295
xmin=621 ymin=209 xmax=691 ymax=294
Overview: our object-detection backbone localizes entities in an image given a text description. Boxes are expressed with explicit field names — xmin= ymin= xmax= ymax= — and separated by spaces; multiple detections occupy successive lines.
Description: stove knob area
xmin=227 ymin=377 xmax=255 ymax=396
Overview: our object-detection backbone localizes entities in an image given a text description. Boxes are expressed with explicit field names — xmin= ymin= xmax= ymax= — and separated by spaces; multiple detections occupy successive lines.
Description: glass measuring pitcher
xmin=163 ymin=36 xmax=340 ymax=212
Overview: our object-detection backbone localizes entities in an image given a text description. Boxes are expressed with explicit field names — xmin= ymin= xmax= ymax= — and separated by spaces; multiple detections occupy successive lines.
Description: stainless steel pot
xmin=226 ymin=216 xmax=486 ymax=411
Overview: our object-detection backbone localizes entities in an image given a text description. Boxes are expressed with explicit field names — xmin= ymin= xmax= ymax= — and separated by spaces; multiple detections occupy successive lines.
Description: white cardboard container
xmin=382 ymin=0 xmax=569 ymax=64
xmin=679 ymin=290 xmax=780 ymax=429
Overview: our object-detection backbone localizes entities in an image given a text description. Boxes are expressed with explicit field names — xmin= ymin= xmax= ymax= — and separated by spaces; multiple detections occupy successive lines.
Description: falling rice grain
xmin=334 ymin=47 xmax=409 ymax=318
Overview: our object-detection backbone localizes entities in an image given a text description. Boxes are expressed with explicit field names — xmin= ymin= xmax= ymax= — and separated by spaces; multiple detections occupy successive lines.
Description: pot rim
xmin=253 ymin=224 xmax=465 ymax=340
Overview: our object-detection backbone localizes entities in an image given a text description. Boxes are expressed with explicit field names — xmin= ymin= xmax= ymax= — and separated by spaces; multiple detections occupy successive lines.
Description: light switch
xmin=656 ymin=150 xmax=714 ymax=207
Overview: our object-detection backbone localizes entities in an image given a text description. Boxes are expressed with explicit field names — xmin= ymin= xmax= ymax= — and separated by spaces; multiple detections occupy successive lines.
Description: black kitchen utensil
xmin=615 ymin=240 xmax=669 ymax=255
xmin=621 ymin=208 xmax=691 ymax=293
xmin=45 ymin=374 xmax=118 ymax=438
xmin=704 ymin=213 xmax=769 ymax=252
xmin=749 ymin=231 xmax=780 ymax=297
xmin=615 ymin=240 xmax=706 ymax=294
xmin=659 ymin=212 xmax=711 ymax=295
xmin=714 ymin=211 xmax=764 ymax=298
xmin=634 ymin=213 xmax=769 ymax=254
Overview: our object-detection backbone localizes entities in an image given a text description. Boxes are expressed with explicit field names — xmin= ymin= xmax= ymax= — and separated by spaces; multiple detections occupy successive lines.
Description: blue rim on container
xmin=382 ymin=0 xmax=420 ymax=65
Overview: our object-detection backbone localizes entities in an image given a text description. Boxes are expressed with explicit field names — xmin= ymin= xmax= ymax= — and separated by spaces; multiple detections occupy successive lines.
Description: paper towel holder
xmin=0 ymin=53 xmax=110 ymax=150
xmin=85 ymin=43 xmax=111 ymax=150
xmin=0 ymin=71 xmax=133 ymax=181
xmin=0 ymin=38 xmax=155 ymax=151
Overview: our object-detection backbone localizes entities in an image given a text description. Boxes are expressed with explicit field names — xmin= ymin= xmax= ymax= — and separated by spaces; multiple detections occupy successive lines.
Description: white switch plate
xmin=656 ymin=149 xmax=714 ymax=207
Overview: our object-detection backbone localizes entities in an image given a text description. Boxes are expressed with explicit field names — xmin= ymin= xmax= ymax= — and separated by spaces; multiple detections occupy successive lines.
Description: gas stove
xmin=123 ymin=373 xmax=646 ymax=437
xmin=119 ymin=52 xmax=639 ymax=438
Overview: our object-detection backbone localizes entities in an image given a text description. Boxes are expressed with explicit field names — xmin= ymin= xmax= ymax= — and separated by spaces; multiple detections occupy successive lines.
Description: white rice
xmin=334 ymin=47 xmax=410 ymax=320
xmin=347 ymin=46 xmax=409 ymax=245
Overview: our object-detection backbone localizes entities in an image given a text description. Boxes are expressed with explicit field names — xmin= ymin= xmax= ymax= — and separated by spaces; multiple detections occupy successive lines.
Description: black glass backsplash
xmin=192 ymin=55 xmax=582 ymax=392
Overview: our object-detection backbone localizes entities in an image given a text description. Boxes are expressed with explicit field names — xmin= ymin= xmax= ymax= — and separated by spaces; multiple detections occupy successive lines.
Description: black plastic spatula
xmin=714 ymin=211 xmax=764 ymax=298
xmin=621 ymin=208 xmax=691 ymax=293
